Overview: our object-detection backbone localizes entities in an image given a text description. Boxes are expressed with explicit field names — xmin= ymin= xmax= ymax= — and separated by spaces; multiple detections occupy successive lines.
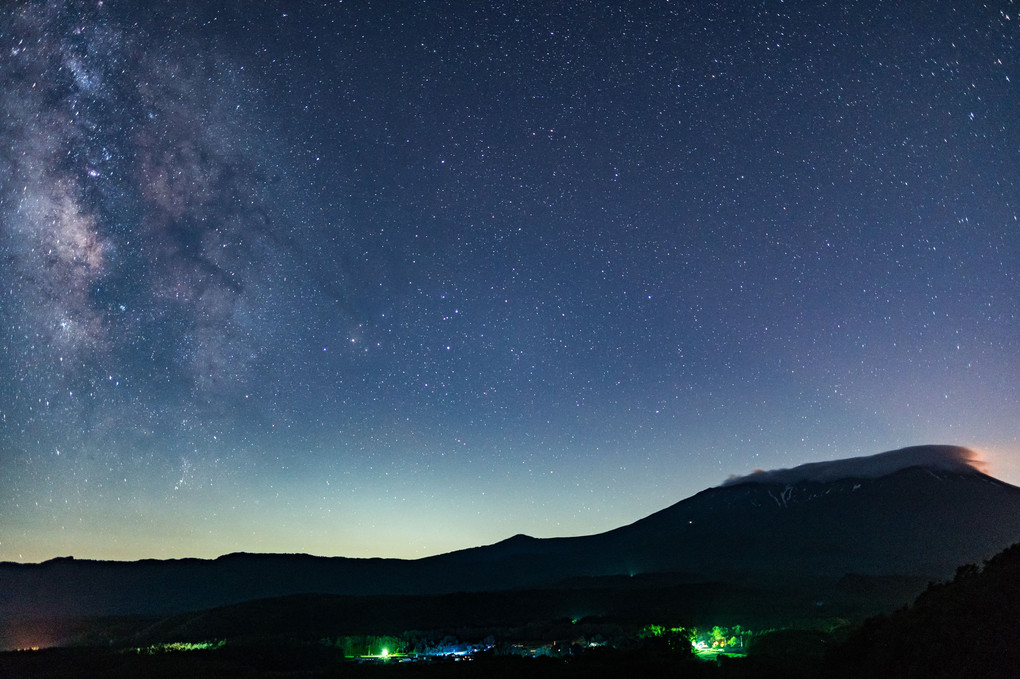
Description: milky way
xmin=3 ymin=2 xmax=295 ymax=446
xmin=1 ymin=1 xmax=1016 ymax=562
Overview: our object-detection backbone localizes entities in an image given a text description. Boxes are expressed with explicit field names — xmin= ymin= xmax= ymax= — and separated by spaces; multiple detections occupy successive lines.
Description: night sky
xmin=1 ymin=1 xmax=1016 ymax=563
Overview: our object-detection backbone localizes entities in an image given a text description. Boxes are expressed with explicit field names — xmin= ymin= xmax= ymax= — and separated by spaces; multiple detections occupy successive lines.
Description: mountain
xmin=587 ymin=445 xmax=1018 ymax=578
xmin=3 ymin=445 xmax=1019 ymax=649
xmin=423 ymin=444 xmax=1020 ymax=584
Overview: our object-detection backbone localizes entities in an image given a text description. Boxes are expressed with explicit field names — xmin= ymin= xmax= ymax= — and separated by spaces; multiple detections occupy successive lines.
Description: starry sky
xmin=1 ymin=1 xmax=1017 ymax=563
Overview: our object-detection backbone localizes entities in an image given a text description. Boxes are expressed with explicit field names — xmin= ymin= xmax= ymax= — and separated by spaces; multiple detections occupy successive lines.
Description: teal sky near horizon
xmin=1 ymin=1 xmax=1017 ymax=563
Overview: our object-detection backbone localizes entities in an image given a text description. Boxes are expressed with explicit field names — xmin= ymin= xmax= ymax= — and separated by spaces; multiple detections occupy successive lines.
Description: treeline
xmin=824 ymin=541 xmax=1020 ymax=678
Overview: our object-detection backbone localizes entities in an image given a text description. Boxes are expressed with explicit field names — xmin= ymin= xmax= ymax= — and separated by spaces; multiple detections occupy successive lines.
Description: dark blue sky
xmin=1 ymin=0 xmax=1016 ymax=562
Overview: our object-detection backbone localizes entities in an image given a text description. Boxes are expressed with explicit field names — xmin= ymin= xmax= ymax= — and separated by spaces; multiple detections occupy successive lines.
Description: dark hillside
xmin=826 ymin=542 xmax=1020 ymax=678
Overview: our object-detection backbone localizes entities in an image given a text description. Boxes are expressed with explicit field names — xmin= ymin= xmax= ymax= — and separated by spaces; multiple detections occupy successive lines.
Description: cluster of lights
xmin=130 ymin=640 xmax=225 ymax=654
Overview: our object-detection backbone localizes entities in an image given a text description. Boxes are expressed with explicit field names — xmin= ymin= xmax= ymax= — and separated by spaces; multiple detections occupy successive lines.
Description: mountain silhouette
xmin=3 ymin=445 xmax=1019 ymax=650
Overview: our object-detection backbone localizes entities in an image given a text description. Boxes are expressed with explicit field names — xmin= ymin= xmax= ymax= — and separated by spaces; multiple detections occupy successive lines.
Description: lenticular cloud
xmin=721 ymin=445 xmax=987 ymax=487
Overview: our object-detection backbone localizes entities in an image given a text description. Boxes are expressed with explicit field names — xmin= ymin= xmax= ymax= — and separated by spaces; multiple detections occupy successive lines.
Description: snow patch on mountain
xmin=721 ymin=445 xmax=986 ymax=487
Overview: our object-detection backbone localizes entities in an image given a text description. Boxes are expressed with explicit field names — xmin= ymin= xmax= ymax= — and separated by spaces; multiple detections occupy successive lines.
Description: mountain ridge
xmin=3 ymin=444 xmax=1019 ymax=649
xmin=7 ymin=444 xmax=997 ymax=568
